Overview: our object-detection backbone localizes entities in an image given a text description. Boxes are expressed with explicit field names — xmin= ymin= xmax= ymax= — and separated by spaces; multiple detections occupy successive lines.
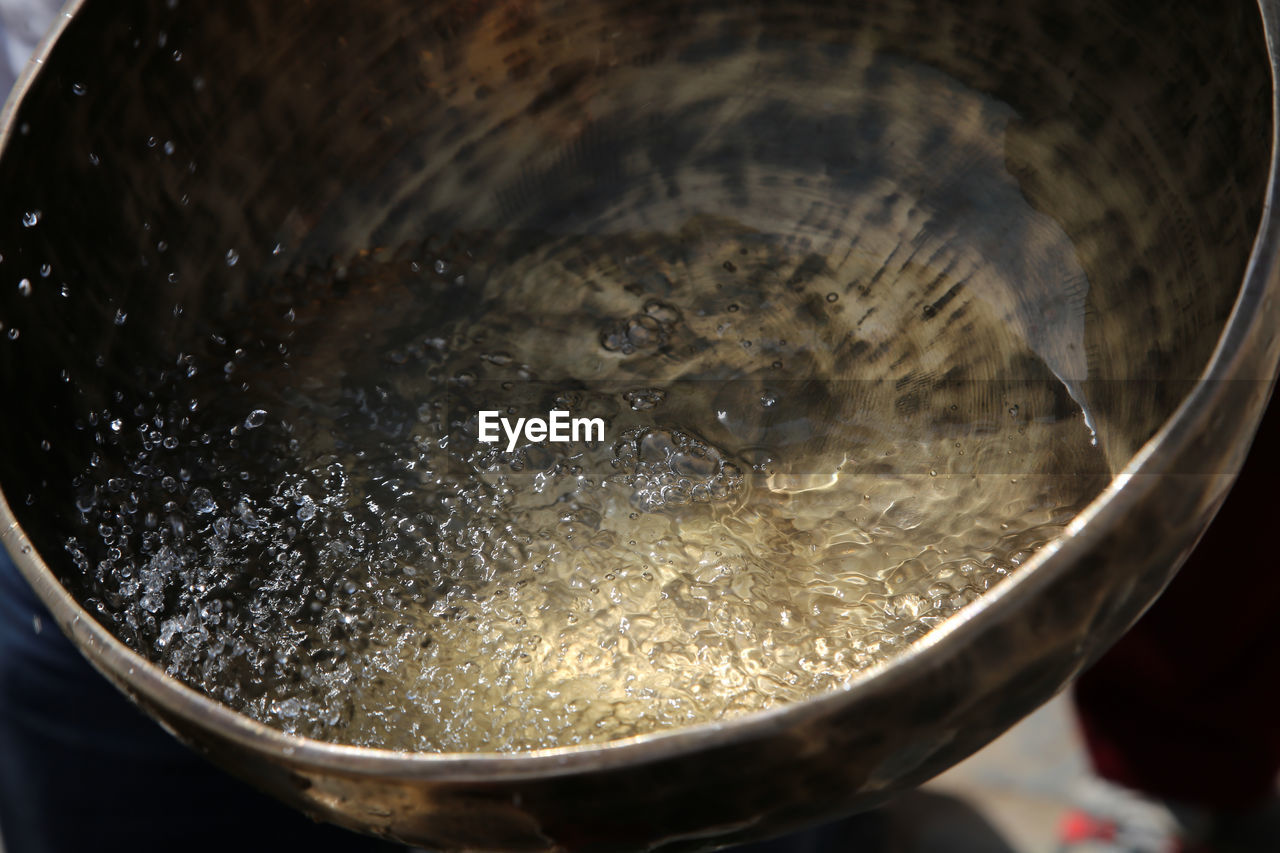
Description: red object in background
xmin=1074 ymin=387 xmax=1280 ymax=811
xmin=1059 ymin=810 xmax=1119 ymax=844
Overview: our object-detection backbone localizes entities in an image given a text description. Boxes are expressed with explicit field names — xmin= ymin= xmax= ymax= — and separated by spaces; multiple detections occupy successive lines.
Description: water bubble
xmin=623 ymin=388 xmax=666 ymax=411
xmin=826 ymin=292 xmax=839 ymax=303
xmin=17 ymin=279 xmax=31 ymax=297
xmin=109 ymin=419 xmax=123 ymax=432
xmin=244 ymin=409 xmax=268 ymax=429
xmin=190 ymin=487 xmax=216 ymax=515
xmin=1009 ymin=405 xmax=1020 ymax=418
xmin=51 ymin=221 xmax=1107 ymax=755
xmin=74 ymin=488 xmax=97 ymax=513
xmin=225 ymin=249 xmax=240 ymax=267
xmin=39 ymin=264 xmax=51 ymax=278
xmin=626 ymin=315 xmax=662 ymax=347
xmin=22 ymin=211 xmax=41 ymax=227
xmin=643 ymin=300 xmax=680 ymax=324
xmin=114 ymin=309 xmax=128 ymax=325
xmin=235 ymin=500 xmax=259 ymax=529
xmin=71 ymin=82 xmax=87 ymax=96
xmin=600 ymin=326 xmax=629 ymax=353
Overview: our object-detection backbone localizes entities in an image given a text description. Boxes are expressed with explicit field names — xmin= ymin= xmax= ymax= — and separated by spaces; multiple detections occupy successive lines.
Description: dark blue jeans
xmin=0 ymin=547 xmax=405 ymax=853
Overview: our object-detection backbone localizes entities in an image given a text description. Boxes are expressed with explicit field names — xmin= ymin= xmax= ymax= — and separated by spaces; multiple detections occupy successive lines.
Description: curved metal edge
xmin=2 ymin=0 xmax=1279 ymax=784
xmin=0 ymin=0 xmax=77 ymax=143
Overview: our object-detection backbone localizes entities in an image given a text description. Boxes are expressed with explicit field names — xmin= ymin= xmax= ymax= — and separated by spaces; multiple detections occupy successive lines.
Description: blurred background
xmin=0 ymin=3 xmax=1276 ymax=852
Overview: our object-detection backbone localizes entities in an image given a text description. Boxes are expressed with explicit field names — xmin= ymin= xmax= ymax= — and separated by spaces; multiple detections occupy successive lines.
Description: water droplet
xmin=225 ymin=249 xmax=240 ymax=266
xmin=22 ymin=210 xmax=41 ymax=227
xmin=244 ymin=409 xmax=268 ymax=429
xmin=190 ymin=487 xmax=216 ymax=515
xmin=826 ymin=292 xmax=839 ymax=303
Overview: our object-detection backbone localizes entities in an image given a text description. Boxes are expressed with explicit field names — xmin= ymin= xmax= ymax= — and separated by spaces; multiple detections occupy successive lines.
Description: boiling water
xmin=62 ymin=34 xmax=1112 ymax=752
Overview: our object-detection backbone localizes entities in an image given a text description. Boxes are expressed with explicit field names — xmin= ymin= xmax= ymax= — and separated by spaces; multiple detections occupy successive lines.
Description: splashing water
xmin=63 ymin=214 xmax=1107 ymax=752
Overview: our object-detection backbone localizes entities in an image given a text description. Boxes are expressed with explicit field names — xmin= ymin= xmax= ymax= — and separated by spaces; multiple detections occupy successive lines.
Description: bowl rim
xmin=2 ymin=0 xmax=1278 ymax=782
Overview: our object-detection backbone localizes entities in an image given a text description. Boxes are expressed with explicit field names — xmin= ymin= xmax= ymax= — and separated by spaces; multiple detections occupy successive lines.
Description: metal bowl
xmin=1 ymin=0 xmax=1277 ymax=848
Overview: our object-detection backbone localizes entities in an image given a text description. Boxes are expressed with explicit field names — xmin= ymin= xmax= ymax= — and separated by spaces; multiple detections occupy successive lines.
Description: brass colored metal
xmin=1 ymin=0 xmax=1278 ymax=849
